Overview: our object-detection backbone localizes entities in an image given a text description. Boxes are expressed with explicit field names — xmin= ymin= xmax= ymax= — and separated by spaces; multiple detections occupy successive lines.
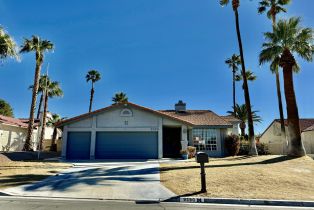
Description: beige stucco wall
xmin=260 ymin=122 xmax=285 ymax=154
xmin=260 ymin=122 xmax=314 ymax=155
xmin=302 ymin=131 xmax=314 ymax=154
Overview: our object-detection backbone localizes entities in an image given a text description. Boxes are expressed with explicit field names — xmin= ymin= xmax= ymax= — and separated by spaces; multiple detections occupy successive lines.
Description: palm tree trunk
xmin=271 ymin=15 xmax=286 ymax=151
xmin=275 ymin=71 xmax=287 ymax=135
xmin=240 ymin=122 xmax=246 ymax=136
xmin=234 ymin=9 xmax=257 ymax=155
xmin=50 ymin=128 xmax=58 ymax=152
xmin=36 ymin=93 xmax=43 ymax=119
xmin=89 ymin=83 xmax=94 ymax=112
xmin=23 ymin=54 xmax=42 ymax=151
xmin=39 ymin=90 xmax=48 ymax=151
xmin=281 ymin=50 xmax=306 ymax=157
xmin=232 ymin=69 xmax=236 ymax=116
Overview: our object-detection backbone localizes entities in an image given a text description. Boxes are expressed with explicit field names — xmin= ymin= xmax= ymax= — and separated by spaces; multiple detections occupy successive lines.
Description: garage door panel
xmin=66 ymin=132 xmax=91 ymax=160
xmin=95 ymin=132 xmax=158 ymax=159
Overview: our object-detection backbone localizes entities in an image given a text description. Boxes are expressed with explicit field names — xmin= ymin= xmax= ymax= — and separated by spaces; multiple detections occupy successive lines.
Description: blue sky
xmin=0 ymin=0 xmax=313 ymax=134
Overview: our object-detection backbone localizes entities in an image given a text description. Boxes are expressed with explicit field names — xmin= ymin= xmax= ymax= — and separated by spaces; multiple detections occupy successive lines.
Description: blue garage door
xmin=95 ymin=132 xmax=158 ymax=159
xmin=66 ymin=132 xmax=91 ymax=160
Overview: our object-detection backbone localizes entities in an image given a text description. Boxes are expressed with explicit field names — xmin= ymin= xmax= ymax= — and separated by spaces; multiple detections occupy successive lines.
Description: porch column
xmin=61 ymin=125 xmax=68 ymax=159
xmin=158 ymin=117 xmax=163 ymax=159
xmin=181 ymin=125 xmax=188 ymax=150
xmin=90 ymin=116 xmax=97 ymax=159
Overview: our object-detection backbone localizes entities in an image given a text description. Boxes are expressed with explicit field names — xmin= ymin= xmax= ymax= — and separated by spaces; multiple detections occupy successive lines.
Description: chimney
xmin=175 ymin=100 xmax=186 ymax=113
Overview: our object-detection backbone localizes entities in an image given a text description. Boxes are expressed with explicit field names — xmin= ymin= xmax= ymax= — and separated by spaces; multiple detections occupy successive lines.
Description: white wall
xmin=0 ymin=124 xmax=38 ymax=151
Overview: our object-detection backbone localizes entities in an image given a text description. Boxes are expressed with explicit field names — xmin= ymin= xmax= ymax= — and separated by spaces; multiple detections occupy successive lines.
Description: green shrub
xmin=238 ymin=140 xmax=250 ymax=155
xmin=256 ymin=142 xmax=270 ymax=155
xmin=224 ymin=134 xmax=240 ymax=156
xmin=238 ymin=140 xmax=270 ymax=155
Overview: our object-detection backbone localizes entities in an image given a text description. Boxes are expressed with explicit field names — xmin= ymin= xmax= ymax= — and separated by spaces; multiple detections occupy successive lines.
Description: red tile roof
xmin=0 ymin=115 xmax=28 ymax=128
xmin=275 ymin=119 xmax=314 ymax=132
xmin=158 ymin=110 xmax=232 ymax=126
xmin=220 ymin=115 xmax=241 ymax=123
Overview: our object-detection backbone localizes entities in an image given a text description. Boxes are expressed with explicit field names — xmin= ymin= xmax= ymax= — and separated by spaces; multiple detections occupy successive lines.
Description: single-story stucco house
xmin=0 ymin=114 xmax=62 ymax=152
xmin=58 ymin=101 xmax=240 ymax=160
xmin=259 ymin=119 xmax=314 ymax=154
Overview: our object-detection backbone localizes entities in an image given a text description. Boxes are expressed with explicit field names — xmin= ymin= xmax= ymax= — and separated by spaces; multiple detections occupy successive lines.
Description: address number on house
xmin=180 ymin=197 xmax=204 ymax=203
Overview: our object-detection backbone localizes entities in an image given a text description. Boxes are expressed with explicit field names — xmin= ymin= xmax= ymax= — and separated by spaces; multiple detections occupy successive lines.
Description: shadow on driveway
xmin=22 ymin=165 xmax=160 ymax=192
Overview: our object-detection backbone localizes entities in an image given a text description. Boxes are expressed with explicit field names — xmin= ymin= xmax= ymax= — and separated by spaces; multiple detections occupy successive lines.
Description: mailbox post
xmin=195 ymin=152 xmax=209 ymax=193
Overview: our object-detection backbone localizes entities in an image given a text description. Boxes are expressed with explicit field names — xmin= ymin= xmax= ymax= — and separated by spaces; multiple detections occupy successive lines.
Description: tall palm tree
xmin=20 ymin=36 xmax=53 ymax=151
xmin=259 ymin=17 xmax=313 ymax=156
xmin=0 ymin=26 xmax=18 ymax=62
xmin=225 ymin=54 xmax=241 ymax=116
xmin=29 ymin=75 xmax=48 ymax=119
xmin=47 ymin=114 xmax=65 ymax=152
xmin=39 ymin=76 xmax=63 ymax=150
xmin=235 ymin=70 xmax=257 ymax=87
xmin=228 ymin=104 xmax=262 ymax=136
xmin=220 ymin=0 xmax=257 ymax=155
xmin=258 ymin=0 xmax=291 ymax=140
xmin=112 ymin=92 xmax=128 ymax=104
xmin=86 ymin=70 xmax=101 ymax=112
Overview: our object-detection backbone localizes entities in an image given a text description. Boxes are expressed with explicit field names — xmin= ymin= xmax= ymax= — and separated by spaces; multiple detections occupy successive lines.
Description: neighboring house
xmin=0 ymin=115 xmax=38 ymax=151
xmin=58 ymin=101 xmax=240 ymax=160
xmin=260 ymin=119 xmax=314 ymax=154
xmin=0 ymin=114 xmax=62 ymax=152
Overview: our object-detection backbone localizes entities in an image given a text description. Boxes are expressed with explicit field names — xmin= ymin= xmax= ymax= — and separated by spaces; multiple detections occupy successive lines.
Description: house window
xmin=120 ymin=108 xmax=133 ymax=117
xmin=192 ymin=128 xmax=218 ymax=151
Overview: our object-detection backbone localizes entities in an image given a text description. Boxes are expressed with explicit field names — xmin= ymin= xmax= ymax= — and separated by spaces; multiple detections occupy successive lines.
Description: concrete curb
xmin=165 ymin=196 xmax=314 ymax=207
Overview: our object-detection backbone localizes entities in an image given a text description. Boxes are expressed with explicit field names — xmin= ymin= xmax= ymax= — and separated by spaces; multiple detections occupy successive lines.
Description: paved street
xmin=1 ymin=161 xmax=176 ymax=200
xmin=0 ymin=196 xmax=313 ymax=210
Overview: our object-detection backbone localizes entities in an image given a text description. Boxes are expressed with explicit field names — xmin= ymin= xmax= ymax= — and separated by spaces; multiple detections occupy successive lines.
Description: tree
xmin=0 ymin=99 xmax=14 ymax=117
xmin=258 ymin=0 xmax=291 ymax=141
xmin=259 ymin=17 xmax=313 ymax=156
xmin=86 ymin=70 xmax=101 ymax=112
xmin=112 ymin=92 xmax=128 ymax=104
xmin=0 ymin=26 xmax=18 ymax=62
xmin=220 ymin=0 xmax=257 ymax=155
xmin=228 ymin=104 xmax=262 ymax=136
xmin=38 ymin=76 xmax=63 ymax=150
xmin=235 ymin=70 xmax=257 ymax=89
xmin=47 ymin=114 xmax=64 ymax=152
xmin=29 ymin=75 xmax=49 ymax=119
xmin=225 ymin=54 xmax=241 ymax=116
xmin=20 ymin=36 xmax=54 ymax=151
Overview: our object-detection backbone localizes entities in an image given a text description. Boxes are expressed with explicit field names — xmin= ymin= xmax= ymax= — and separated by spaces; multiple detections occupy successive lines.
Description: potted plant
xmin=180 ymin=149 xmax=188 ymax=160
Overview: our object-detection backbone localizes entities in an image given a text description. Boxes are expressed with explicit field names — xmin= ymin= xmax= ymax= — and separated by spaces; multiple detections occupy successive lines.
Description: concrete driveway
xmin=1 ymin=161 xmax=176 ymax=201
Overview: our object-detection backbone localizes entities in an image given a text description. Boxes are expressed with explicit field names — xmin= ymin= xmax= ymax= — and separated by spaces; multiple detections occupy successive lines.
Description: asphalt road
xmin=0 ymin=197 xmax=313 ymax=210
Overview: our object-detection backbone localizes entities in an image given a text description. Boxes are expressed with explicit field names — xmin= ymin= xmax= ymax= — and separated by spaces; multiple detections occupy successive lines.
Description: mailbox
xmin=196 ymin=152 xmax=209 ymax=163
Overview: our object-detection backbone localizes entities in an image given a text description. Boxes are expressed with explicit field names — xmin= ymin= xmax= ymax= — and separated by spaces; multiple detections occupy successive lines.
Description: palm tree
xmin=225 ymin=54 xmax=241 ymax=116
xmin=86 ymin=70 xmax=101 ymax=112
xmin=38 ymin=76 xmax=63 ymax=150
xmin=228 ymin=104 xmax=262 ymax=136
xmin=20 ymin=36 xmax=53 ymax=151
xmin=258 ymin=0 xmax=291 ymax=140
xmin=220 ymin=0 xmax=257 ymax=155
xmin=112 ymin=92 xmax=128 ymax=104
xmin=0 ymin=26 xmax=18 ymax=62
xmin=235 ymin=70 xmax=257 ymax=88
xmin=259 ymin=17 xmax=313 ymax=156
xmin=29 ymin=75 xmax=48 ymax=119
xmin=47 ymin=114 xmax=65 ymax=152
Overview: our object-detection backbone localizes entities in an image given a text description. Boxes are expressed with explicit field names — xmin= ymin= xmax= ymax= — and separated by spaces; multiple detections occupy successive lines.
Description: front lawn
xmin=0 ymin=161 xmax=72 ymax=189
xmin=160 ymin=155 xmax=314 ymax=201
